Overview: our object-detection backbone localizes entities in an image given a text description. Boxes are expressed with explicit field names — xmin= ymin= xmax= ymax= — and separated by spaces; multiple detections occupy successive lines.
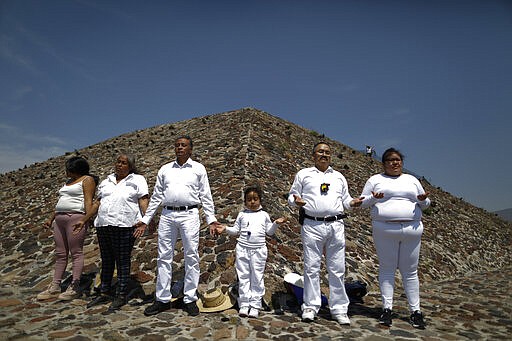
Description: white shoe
xmin=239 ymin=306 xmax=249 ymax=317
xmin=58 ymin=282 xmax=80 ymax=301
xmin=248 ymin=308 xmax=259 ymax=318
xmin=37 ymin=282 xmax=61 ymax=300
xmin=333 ymin=313 xmax=351 ymax=325
xmin=302 ymin=308 xmax=316 ymax=322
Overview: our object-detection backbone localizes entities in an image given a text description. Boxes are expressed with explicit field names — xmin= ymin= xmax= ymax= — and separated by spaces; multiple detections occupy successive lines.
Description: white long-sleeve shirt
xmin=94 ymin=173 xmax=148 ymax=227
xmin=226 ymin=208 xmax=278 ymax=248
xmin=360 ymin=173 xmax=431 ymax=222
xmin=288 ymin=166 xmax=354 ymax=217
xmin=141 ymin=158 xmax=217 ymax=225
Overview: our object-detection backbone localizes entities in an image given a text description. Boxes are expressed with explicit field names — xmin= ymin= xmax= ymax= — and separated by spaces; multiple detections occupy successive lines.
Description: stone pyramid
xmin=1 ymin=108 xmax=510 ymax=302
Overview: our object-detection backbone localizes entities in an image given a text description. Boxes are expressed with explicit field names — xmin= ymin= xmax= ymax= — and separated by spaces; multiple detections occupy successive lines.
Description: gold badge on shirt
xmin=320 ymin=183 xmax=330 ymax=194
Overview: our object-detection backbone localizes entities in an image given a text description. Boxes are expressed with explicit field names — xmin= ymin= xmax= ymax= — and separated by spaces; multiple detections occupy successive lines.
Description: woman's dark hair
xmin=66 ymin=156 xmax=90 ymax=175
xmin=244 ymin=185 xmax=263 ymax=203
xmin=65 ymin=156 xmax=99 ymax=185
xmin=381 ymin=148 xmax=404 ymax=163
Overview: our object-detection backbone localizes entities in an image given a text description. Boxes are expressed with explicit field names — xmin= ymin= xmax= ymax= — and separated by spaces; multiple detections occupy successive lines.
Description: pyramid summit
xmin=1 ymin=108 xmax=511 ymax=339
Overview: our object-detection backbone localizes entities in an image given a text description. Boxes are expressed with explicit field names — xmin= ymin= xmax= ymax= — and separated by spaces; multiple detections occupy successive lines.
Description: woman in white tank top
xmin=37 ymin=156 xmax=97 ymax=301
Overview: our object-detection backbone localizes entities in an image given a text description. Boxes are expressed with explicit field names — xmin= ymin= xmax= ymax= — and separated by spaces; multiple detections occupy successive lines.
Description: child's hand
xmin=209 ymin=221 xmax=225 ymax=237
xmin=275 ymin=217 xmax=288 ymax=225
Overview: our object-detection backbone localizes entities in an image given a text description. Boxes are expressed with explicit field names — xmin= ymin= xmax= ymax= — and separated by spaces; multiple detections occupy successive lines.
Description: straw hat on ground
xmin=196 ymin=287 xmax=236 ymax=313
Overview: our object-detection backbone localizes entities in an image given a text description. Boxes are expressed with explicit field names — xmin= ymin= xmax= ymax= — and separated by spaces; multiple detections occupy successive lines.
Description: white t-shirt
xmin=360 ymin=173 xmax=431 ymax=222
xmin=94 ymin=173 xmax=149 ymax=227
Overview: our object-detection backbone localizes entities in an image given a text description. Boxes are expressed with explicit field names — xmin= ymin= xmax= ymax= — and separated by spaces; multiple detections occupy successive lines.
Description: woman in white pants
xmin=360 ymin=148 xmax=430 ymax=329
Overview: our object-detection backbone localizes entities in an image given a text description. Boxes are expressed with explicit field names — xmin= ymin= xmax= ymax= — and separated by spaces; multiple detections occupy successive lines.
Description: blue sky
xmin=1 ymin=0 xmax=511 ymax=212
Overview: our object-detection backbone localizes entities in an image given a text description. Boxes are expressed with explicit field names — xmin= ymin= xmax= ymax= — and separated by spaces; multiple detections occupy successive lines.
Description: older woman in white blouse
xmin=87 ymin=153 xmax=148 ymax=310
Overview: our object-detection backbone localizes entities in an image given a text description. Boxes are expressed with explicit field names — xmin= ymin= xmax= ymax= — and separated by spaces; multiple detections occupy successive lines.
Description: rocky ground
xmin=1 ymin=265 xmax=510 ymax=340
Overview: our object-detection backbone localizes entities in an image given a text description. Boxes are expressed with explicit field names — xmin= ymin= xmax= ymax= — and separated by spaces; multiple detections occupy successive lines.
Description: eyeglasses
xmin=315 ymin=149 xmax=331 ymax=156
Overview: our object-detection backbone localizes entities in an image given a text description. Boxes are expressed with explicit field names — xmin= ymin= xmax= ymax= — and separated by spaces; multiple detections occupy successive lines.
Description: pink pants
xmin=52 ymin=213 xmax=88 ymax=283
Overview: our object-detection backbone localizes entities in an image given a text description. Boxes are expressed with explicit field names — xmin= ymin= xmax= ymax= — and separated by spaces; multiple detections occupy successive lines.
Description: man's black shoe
xmin=379 ymin=308 xmax=392 ymax=326
xmin=410 ymin=310 xmax=426 ymax=329
xmin=87 ymin=294 xmax=112 ymax=308
xmin=144 ymin=300 xmax=171 ymax=316
xmin=109 ymin=295 xmax=128 ymax=310
xmin=184 ymin=301 xmax=199 ymax=316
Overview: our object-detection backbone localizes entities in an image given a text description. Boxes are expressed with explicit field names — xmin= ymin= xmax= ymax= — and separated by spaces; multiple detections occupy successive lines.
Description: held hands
xmin=210 ymin=221 xmax=225 ymax=237
xmin=133 ymin=221 xmax=147 ymax=238
xmin=417 ymin=192 xmax=430 ymax=201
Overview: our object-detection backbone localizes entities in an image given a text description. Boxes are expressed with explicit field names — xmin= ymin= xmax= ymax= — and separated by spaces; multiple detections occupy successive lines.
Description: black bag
xmin=299 ymin=207 xmax=305 ymax=225
xmin=345 ymin=280 xmax=368 ymax=303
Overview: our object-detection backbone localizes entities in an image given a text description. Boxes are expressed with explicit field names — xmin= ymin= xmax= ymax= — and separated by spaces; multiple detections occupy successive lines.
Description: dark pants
xmin=96 ymin=226 xmax=135 ymax=296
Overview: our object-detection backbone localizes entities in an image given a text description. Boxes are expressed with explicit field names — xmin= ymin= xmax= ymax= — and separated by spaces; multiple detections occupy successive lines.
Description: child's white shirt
xmin=225 ymin=207 xmax=277 ymax=248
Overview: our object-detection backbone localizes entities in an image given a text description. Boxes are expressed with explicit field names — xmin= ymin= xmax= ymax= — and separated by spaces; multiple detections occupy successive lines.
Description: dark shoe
xmin=109 ymin=295 xmax=128 ymax=310
xmin=144 ymin=300 xmax=171 ymax=316
xmin=410 ymin=310 xmax=426 ymax=329
xmin=87 ymin=294 xmax=112 ymax=308
xmin=379 ymin=308 xmax=392 ymax=326
xmin=184 ymin=301 xmax=199 ymax=316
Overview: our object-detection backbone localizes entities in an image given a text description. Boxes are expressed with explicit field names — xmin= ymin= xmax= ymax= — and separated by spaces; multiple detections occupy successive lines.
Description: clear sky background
xmin=1 ymin=0 xmax=511 ymax=212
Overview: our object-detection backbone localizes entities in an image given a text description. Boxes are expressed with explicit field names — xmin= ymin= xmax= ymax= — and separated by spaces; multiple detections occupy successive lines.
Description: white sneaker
xmin=239 ymin=306 xmax=249 ymax=317
xmin=58 ymin=282 xmax=80 ymax=301
xmin=302 ymin=308 xmax=316 ymax=322
xmin=248 ymin=308 xmax=259 ymax=318
xmin=333 ymin=313 xmax=351 ymax=325
xmin=37 ymin=282 xmax=61 ymax=300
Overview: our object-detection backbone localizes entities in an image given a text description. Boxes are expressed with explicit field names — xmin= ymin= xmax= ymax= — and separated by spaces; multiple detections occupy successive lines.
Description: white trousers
xmin=301 ymin=219 xmax=349 ymax=315
xmin=235 ymin=244 xmax=267 ymax=309
xmin=156 ymin=208 xmax=200 ymax=304
xmin=372 ymin=220 xmax=423 ymax=312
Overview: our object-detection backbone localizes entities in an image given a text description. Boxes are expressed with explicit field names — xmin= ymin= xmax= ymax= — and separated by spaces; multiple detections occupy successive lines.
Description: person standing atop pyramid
xmin=288 ymin=141 xmax=363 ymax=325
xmin=134 ymin=135 xmax=223 ymax=317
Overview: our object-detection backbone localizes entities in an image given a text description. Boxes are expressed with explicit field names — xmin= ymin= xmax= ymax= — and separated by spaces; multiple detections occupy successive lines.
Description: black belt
xmin=304 ymin=213 xmax=347 ymax=222
xmin=164 ymin=205 xmax=198 ymax=211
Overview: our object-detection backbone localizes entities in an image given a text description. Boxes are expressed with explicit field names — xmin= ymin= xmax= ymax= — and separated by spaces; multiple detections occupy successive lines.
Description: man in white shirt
xmin=135 ymin=135 xmax=222 ymax=316
xmin=288 ymin=142 xmax=362 ymax=325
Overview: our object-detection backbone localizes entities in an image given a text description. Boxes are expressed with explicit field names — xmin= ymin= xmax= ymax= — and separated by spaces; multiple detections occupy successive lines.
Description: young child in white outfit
xmin=216 ymin=185 xmax=286 ymax=318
